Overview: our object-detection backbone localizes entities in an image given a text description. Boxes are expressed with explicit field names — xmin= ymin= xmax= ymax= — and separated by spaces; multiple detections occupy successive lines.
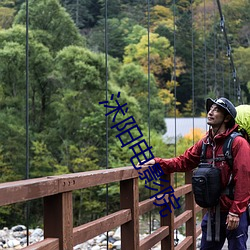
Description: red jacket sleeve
xmin=154 ymin=140 xmax=203 ymax=174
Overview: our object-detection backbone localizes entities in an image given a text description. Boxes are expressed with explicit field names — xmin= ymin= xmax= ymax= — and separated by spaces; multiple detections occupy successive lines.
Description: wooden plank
xmin=139 ymin=198 xmax=156 ymax=215
xmin=140 ymin=226 xmax=169 ymax=250
xmin=185 ymin=171 xmax=196 ymax=250
xmin=120 ymin=178 xmax=139 ymax=250
xmin=58 ymin=166 xmax=138 ymax=192
xmin=0 ymin=166 xmax=139 ymax=206
xmin=0 ymin=177 xmax=59 ymax=206
xmin=138 ymin=184 xmax=192 ymax=216
xmin=174 ymin=210 xmax=192 ymax=229
xmin=22 ymin=238 xmax=59 ymax=250
xmin=44 ymin=192 xmax=73 ymax=250
xmin=161 ymin=174 xmax=175 ymax=250
xmin=73 ymin=209 xmax=131 ymax=245
xmin=195 ymin=204 xmax=203 ymax=213
xmin=175 ymin=236 xmax=193 ymax=250
xmin=196 ymin=225 xmax=202 ymax=237
xmin=174 ymin=184 xmax=192 ymax=197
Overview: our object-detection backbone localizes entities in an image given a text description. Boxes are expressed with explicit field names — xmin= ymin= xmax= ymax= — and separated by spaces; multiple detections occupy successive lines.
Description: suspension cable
xmin=104 ymin=0 xmax=109 ymax=248
xmin=172 ymin=0 xmax=177 ymax=189
xmin=213 ymin=0 xmax=217 ymax=94
xmin=191 ymin=0 xmax=195 ymax=144
xmin=172 ymin=0 xmax=179 ymax=246
xmin=147 ymin=0 xmax=152 ymax=234
xmin=216 ymin=0 xmax=242 ymax=104
xmin=203 ymin=0 xmax=207 ymax=98
xmin=25 ymin=0 xmax=30 ymax=245
xmin=218 ymin=33 xmax=225 ymax=96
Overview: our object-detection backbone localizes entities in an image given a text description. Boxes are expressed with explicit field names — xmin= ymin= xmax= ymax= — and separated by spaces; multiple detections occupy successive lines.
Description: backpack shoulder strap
xmin=223 ymin=132 xmax=242 ymax=169
xmin=200 ymin=141 xmax=208 ymax=162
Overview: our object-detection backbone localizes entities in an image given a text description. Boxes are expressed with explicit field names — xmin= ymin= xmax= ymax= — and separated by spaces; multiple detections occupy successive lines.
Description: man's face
xmin=207 ymin=104 xmax=226 ymax=127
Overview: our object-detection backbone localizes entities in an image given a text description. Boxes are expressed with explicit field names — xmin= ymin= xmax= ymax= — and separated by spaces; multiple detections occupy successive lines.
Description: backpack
xmin=235 ymin=105 xmax=250 ymax=142
xmin=192 ymin=131 xmax=241 ymax=208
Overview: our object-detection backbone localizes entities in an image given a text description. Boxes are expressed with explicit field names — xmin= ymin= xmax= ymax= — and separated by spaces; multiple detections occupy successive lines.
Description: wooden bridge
xmin=0 ymin=165 xmax=204 ymax=250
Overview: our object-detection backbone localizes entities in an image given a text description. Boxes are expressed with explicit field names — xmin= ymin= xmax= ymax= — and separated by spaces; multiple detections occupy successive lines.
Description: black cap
xmin=206 ymin=97 xmax=237 ymax=119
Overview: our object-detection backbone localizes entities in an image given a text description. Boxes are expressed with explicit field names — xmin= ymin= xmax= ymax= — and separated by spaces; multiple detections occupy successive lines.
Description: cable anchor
xmin=220 ymin=15 xmax=225 ymax=32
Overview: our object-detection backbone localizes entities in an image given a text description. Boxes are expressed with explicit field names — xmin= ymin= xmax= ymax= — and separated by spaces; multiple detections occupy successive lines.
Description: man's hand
xmin=136 ymin=159 xmax=156 ymax=175
xmin=137 ymin=159 xmax=156 ymax=166
xmin=226 ymin=213 xmax=240 ymax=230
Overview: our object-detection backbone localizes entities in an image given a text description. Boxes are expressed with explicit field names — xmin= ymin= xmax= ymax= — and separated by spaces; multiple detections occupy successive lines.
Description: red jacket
xmin=155 ymin=124 xmax=250 ymax=216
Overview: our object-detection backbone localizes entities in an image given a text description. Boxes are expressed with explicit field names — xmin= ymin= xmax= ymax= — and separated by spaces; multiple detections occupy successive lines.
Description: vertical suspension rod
xmin=104 ymin=0 xmax=109 ymax=248
xmin=25 ymin=0 xmax=30 ymax=245
xmin=216 ymin=0 xmax=241 ymax=102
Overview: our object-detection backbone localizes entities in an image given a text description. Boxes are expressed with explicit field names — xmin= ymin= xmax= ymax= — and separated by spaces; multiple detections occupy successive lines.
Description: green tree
xmin=234 ymin=46 xmax=250 ymax=102
xmin=30 ymin=141 xmax=57 ymax=177
xmin=0 ymin=6 xmax=15 ymax=29
xmin=116 ymin=63 xmax=165 ymax=132
xmin=14 ymin=0 xmax=84 ymax=52
xmin=86 ymin=17 xmax=138 ymax=60
xmin=51 ymin=46 xmax=140 ymax=166
xmin=149 ymin=5 xmax=174 ymax=32
xmin=124 ymin=32 xmax=185 ymax=88
xmin=61 ymin=0 xmax=101 ymax=29
xmin=0 ymin=25 xmax=56 ymax=132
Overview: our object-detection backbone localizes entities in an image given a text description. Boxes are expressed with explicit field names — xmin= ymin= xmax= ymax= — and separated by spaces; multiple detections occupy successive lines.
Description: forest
xmin=0 ymin=0 xmax=249 ymax=227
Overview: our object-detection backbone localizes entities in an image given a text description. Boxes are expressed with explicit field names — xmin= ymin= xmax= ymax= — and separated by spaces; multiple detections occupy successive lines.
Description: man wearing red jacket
xmin=141 ymin=97 xmax=250 ymax=250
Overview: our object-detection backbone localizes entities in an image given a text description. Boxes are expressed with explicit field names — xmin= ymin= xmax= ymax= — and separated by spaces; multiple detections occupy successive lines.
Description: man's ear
xmin=224 ymin=114 xmax=232 ymax=123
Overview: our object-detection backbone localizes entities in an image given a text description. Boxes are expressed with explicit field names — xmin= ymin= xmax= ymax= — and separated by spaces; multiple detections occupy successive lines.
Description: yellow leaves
xmin=158 ymin=87 xmax=181 ymax=117
xmin=176 ymin=128 xmax=205 ymax=156
xmin=183 ymin=99 xmax=193 ymax=115
xmin=149 ymin=5 xmax=174 ymax=32
xmin=200 ymin=112 xmax=207 ymax=118
xmin=166 ymin=80 xmax=180 ymax=91
xmin=124 ymin=32 xmax=174 ymax=75
xmin=158 ymin=88 xmax=175 ymax=105
xmin=152 ymin=5 xmax=173 ymax=19
xmin=124 ymin=31 xmax=186 ymax=84
xmin=174 ymin=56 xmax=186 ymax=77
xmin=184 ymin=128 xmax=205 ymax=142
xmin=0 ymin=7 xmax=15 ymax=29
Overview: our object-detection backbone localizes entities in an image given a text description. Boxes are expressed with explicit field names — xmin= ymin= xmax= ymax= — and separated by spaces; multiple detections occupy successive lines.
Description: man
xmin=141 ymin=97 xmax=250 ymax=250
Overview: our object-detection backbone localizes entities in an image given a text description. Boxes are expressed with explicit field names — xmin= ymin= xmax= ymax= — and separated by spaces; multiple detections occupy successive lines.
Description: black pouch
xmin=192 ymin=163 xmax=221 ymax=208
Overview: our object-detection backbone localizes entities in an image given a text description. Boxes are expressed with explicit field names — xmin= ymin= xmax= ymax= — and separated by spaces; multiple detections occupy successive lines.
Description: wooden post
xmin=44 ymin=192 xmax=73 ymax=250
xmin=185 ymin=171 xmax=196 ymax=250
xmin=161 ymin=173 xmax=174 ymax=250
xmin=120 ymin=177 xmax=139 ymax=250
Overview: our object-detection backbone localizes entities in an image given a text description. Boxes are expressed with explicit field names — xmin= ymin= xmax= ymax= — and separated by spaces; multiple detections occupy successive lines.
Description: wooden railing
xmin=0 ymin=165 xmax=204 ymax=250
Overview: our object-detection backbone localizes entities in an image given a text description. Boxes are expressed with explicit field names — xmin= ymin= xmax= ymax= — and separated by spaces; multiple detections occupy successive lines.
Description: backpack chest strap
xmin=202 ymin=157 xmax=226 ymax=163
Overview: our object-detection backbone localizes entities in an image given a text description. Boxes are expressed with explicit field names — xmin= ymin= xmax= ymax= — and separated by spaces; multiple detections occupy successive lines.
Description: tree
xmin=0 ymin=6 xmax=15 ymax=29
xmin=124 ymin=32 xmax=185 ymax=87
xmin=30 ymin=141 xmax=58 ymax=177
xmin=61 ymin=0 xmax=102 ymax=29
xmin=86 ymin=17 xmax=139 ymax=60
xmin=116 ymin=63 xmax=166 ymax=132
xmin=14 ymin=0 xmax=84 ymax=52
xmin=234 ymin=46 xmax=250 ymax=102
xmin=148 ymin=5 xmax=174 ymax=33
xmin=0 ymin=25 xmax=55 ymax=132
xmin=51 ymin=46 xmax=141 ymax=166
xmin=0 ymin=112 xmax=26 ymax=180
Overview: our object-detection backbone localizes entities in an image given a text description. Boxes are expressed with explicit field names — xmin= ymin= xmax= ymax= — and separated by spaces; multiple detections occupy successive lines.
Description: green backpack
xmin=235 ymin=105 xmax=250 ymax=142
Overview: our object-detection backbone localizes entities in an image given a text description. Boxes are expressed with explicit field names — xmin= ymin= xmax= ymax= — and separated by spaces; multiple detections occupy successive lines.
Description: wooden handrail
xmin=0 ymin=165 xmax=203 ymax=250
